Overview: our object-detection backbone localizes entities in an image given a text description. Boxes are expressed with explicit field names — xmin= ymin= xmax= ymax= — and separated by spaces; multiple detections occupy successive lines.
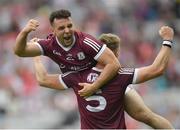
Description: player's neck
xmin=56 ymin=35 xmax=75 ymax=49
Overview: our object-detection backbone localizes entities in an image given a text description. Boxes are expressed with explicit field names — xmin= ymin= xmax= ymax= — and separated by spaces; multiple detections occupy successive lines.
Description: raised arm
xmin=14 ymin=19 xmax=42 ymax=57
xmin=33 ymin=57 xmax=65 ymax=90
xmin=135 ymin=26 xmax=174 ymax=84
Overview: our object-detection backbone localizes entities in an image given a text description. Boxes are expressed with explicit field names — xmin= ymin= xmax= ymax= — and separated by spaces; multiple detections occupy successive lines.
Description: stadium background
xmin=0 ymin=0 xmax=180 ymax=128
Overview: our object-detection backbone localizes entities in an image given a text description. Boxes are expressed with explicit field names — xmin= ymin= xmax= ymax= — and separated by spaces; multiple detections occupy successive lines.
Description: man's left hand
xmin=78 ymin=83 xmax=95 ymax=97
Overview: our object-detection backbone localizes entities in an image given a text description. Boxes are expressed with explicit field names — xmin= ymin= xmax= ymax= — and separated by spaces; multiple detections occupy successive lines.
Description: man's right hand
xmin=22 ymin=19 xmax=39 ymax=34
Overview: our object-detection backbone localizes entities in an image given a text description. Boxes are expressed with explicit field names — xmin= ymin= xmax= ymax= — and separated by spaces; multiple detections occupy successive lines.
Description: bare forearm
xmin=93 ymin=63 xmax=120 ymax=89
xmin=135 ymin=26 xmax=174 ymax=84
xmin=14 ymin=19 xmax=39 ymax=56
xmin=38 ymin=74 xmax=60 ymax=90
xmin=33 ymin=58 xmax=64 ymax=90
xmin=34 ymin=61 xmax=53 ymax=87
xmin=14 ymin=31 xmax=28 ymax=56
xmin=154 ymin=26 xmax=173 ymax=71
xmin=34 ymin=59 xmax=48 ymax=83
xmin=153 ymin=26 xmax=174 ymax=70
xmin=136 ymin=45 xmax=172 ymax=83
xmin=152 ymin=45 xmax=171 ymax=73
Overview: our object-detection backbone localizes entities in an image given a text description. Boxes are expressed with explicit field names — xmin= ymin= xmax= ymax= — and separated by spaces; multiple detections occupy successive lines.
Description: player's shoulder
xmin=75 ymin=30 xmax=95 ymax=40
xmin=46 ymin=33 xmax=56 ymax=41
xmin=38 ymin=33 xmax=55 ymax=43
xmin=118 ymin=67 xmax=135 ymax=75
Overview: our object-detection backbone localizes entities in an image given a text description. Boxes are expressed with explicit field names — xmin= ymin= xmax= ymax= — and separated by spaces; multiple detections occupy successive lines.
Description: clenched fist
xmin=22 ymin=19 xmax=39 ymax=34
xmin=159 ymin=26 xmax=174 ymax=41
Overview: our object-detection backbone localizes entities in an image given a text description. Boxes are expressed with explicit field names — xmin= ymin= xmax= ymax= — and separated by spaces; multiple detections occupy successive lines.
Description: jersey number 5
xmin=85 ymin=90 xmax=107 ymax=112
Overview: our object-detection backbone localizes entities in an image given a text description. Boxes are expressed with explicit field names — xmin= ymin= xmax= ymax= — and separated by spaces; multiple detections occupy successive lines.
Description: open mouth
xmin=64 ymin=35 xmax=71 ymax=40
xmin=63 ymin=36 xmax=72 ymax=46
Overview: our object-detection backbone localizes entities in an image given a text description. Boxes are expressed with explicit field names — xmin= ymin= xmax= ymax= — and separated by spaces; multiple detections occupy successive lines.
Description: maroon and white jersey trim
xmin=55 ymin=36 xmax=76 ymax=51
xmin=118 ymin=68 xmax=134 ymax=74
xmin=83 ymin=37 xmax=107 ymax=60
xmin=132 ymin=68 xmax=139 ymax=84
xmin=84 ymin=37 xmax=101 ymax=52
xmin=35 ymin=42 xmax=44 ymax=55
xmin=59 ymin=74 xmax=68 ymax=89
xmin=92 ymin=67 xmax=138 ymax=84
xmin=94 ymin=44 xmax=106 ymax=60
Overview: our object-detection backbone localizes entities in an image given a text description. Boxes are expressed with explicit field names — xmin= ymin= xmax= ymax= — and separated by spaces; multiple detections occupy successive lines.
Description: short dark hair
xmin=49 ymin=9 xmax=71 ymax=25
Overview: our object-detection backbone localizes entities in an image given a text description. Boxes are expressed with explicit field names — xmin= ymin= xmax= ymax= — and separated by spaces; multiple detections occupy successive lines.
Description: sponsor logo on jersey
xmin=87 ymin=73 xmax=99 ymax=82
xmin=66 ymin=57 xmax=75 ymax=61
xmin=66 ymin=54 xmax=75 ymax=61
xmin=77 ymin=52 xmax=85 ymax=60
xmin=53 ymin=50 xmax=61 ymax=56
xmin=70 ymin=66 xmax=80 ymax=71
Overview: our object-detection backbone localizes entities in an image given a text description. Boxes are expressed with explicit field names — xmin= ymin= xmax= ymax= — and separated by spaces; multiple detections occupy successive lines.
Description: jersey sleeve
xmin=36 ymin=34 xmax=54 ymax=56
xmin=132 ymin=68 xmax=139 ymax=84
xmin=81 ymin=33 xmax=106 ymax=60
xmin=37 ymin=39 xmax=50 ymax=56
xmin=58 ymin=72 xmax=79 ymax=89
xmin=119 ymin=68 xmax=135 ymax=85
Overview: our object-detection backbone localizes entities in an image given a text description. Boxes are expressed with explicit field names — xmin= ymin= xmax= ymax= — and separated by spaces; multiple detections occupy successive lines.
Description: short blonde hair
xmin=98 ymin=33 xmax=121 ymax=51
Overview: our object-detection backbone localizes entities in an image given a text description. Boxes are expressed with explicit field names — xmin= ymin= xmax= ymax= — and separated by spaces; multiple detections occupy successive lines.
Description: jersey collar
xmin=56 ymin=35 xmax=76 ymax=51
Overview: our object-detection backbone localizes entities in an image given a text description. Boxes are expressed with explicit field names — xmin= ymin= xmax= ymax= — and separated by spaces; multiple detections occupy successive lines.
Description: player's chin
xmin=63 ymin=39 xmax=72 ymax=47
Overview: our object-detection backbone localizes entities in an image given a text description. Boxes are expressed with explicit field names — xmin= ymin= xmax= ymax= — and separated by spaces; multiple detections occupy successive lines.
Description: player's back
xmin=60 ymin=67 xmax=134 ymax=129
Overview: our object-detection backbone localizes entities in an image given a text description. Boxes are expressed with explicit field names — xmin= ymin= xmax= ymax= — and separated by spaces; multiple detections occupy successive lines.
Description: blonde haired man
xmin=33 ymin=26 xmax=174 ymax=129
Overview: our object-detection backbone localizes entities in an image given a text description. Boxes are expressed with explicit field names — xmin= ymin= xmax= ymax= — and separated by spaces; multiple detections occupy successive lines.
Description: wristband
xmin=163 ymin=44 xmax=171 ymax=48
xmin=162 ymin=40 xmax=173 ymax=48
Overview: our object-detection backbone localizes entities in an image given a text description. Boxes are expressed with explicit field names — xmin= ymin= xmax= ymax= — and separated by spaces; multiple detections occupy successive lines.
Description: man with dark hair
xmin=49 ymin=9 xmax=71 ymax=25
xmin=33 ymin=26 xmax=174 ymax=129
xmin=14 ymin=9 xmax=120 ymax=97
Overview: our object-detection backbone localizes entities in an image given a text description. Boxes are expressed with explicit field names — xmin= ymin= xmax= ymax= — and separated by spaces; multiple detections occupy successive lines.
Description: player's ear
xmin=51 ymin=27 xmax=55 ymax=34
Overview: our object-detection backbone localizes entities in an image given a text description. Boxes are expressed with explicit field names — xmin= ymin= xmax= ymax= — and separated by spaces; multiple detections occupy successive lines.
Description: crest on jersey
xmin=77 ymin=52 xmax=85 ymax=60
xmin=87 ymin=73 xmax=99 ymax=83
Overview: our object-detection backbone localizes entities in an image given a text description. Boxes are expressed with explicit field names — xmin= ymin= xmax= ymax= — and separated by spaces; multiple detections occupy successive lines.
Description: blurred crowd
xmin=0 ymin=0 xmax=180 ymax=128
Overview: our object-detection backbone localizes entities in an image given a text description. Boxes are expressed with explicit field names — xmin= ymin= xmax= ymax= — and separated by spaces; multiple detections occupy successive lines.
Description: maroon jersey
xmin=37 ymin=31 xmax=106 ymax=73
xmin=59 ymin=67 xmax=135 ymax=129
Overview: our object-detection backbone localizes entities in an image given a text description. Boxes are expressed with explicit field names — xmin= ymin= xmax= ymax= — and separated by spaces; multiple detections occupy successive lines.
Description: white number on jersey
xmin=85 ymin=90 xmax=107 ymax=112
